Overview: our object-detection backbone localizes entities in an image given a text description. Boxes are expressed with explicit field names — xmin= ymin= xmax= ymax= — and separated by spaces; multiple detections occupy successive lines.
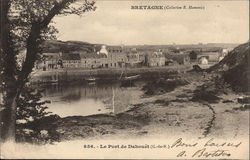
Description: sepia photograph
xmin=0 ymin=0 xmax=249 ymax=159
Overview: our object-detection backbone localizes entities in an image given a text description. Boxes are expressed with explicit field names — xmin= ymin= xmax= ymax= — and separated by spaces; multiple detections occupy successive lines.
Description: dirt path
xmin=202 ymin=103 xmax=216 ymax=137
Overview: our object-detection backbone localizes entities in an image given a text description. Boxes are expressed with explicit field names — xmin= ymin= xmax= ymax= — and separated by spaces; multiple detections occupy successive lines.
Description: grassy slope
xmin=208 ymin=42 xmax=249 ymax=92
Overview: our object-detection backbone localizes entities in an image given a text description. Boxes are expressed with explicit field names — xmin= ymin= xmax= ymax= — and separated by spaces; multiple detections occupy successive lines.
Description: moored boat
xmin=85 ymin=77 xmax=96 ymax=83
xmin=122 ymin=74 xmax=140 ymax=81
xmin=120 ymin=74 xmax=140 ymax=87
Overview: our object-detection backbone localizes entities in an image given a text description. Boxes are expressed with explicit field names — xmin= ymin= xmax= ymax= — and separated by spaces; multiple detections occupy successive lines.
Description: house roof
xmin=42 ymin=52 xmax=60 ymax=60
xmin=43 ymin=52 xmax=60 ymax=57
xmin=106 ymin=46 xmax=123 ymax=53
xmin=165 ymin=53 xmax=189 ymax=64
xmin=62 ymin=53 xmax=80 ymax=60
xmin=198 ymin=56 xmax=209 ymax=60
xmin=197 ymin=53 xmax=219 ymax=61
xmin=107 ymin=46 xmax=122 ymax=50
xmin=80 ymin=53 xmax=107 ymax=59
xmin=147 ymin=51 xmax=164 ymax=58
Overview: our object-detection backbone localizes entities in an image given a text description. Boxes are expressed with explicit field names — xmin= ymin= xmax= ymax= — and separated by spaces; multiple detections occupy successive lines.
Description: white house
xmin=198 ymin=56 xmax=209 ymax=65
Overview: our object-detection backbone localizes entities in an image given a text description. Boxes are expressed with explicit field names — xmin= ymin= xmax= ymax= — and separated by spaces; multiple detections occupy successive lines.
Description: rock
xmin=142 ymin=77 xmax=188 ymax=95
xmin=154 ymin=99 xmax=170 ymax=106
xmin=40 ymin=130 xmax=48 ymax=137
xmin=23 ymin=129 xmax=34 ymax=135
xmin=222 ymin=100 xmax=234 ymax=103
xmin=237 ymin=96 xmax=250 ymax=104
xmin=191 ymin=90 xmax=220 ymax=103
xmin=56 ymin=128 xmax=66 ymax=134
xmin=137 ymin=131 xmax=148 ymax=135
xmin=70 ymin=120 xmax=78 ymax=123
xmin=192 ymin=65 xmax=203 ymax=72
xmin=234 ymin=104 xmax=250 ymax=111
xmin=16 ymin=119 xmax=28 ymax=124
xmin=222 ymin=64 xmax=229 ymax=71
xmin=241 ymin=104 xmax=250 ymax=110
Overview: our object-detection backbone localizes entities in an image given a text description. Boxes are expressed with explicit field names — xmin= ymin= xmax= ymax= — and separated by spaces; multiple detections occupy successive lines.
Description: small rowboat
xmin=122 ymin=74 xmax=140 ymax=81
xmin=85 ymin=77 xmax=96 ymax=83
xmin=120 ymin=74 xmax=140 ymax=87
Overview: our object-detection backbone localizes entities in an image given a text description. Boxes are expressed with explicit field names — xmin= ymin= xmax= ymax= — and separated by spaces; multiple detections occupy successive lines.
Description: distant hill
xmin=205 ymin=43 xmax=239 ymax=49
xmin=42 ymin=40 xmax=102 ymax=53
xmin=208 ymin=42 xmax=249 ymax=92
xmin=126 ymin=43 xmax=239 ymax=53
xmin=41 ymin=40 xmax=240 ymax=57
xmin=42 ymin=40 xmax=239 ymax=54
xmin=127 ymin=43 xmax=239 ymax=49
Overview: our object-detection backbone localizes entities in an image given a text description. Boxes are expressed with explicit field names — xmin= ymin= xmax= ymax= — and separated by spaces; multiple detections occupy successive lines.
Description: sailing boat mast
xmin=112 ymin=87 xmax=115 ymax=114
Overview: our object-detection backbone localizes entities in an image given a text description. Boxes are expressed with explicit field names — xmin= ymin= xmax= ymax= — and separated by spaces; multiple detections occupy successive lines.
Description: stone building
xmin=62 ymin=53 xmax=81 ymax=68
xmin=37 ymin=52 xmax=62 ymax=70
xmin=96 ymin=45 xmax=126 ymax=68
xmin=76 ymin=45 xmax=127 ymax=69
xmin=106 ymin=46 xmax=126 ymax=68
xmin=198 ymin=51 xmax=220 ymax=63
xmin=80 ymin=52 xmax=107 ymax=69
xmin=198 ymin=56 xmax=209 ymax=65
xmin=165 ymin=53 xmax=190 ymax=65
xmin=125 ymin=48 xmax=145 ymax=67
xmin=147 ymin=51 xmax=165 ymax=67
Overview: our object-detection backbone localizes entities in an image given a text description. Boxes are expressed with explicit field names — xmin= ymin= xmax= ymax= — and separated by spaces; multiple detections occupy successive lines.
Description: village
xmin=35 ymin=43 xmax=233 ymax=72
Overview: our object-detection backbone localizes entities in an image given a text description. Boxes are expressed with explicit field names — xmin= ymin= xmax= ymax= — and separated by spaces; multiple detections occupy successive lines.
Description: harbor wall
xmin=30 ymin=65 xmax=192 ymax=84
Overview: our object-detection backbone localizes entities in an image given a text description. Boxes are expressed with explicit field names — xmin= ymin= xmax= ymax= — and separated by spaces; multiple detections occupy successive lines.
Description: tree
xmin=0 ymin=0 xmax=96 ymax=142
xmin=189 ymin=50 xmax=198 ymax=60
xmin=15 ymin=86 xmax=61 ymax=144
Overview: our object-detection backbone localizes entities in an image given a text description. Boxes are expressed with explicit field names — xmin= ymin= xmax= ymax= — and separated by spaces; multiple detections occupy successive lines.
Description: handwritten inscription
xmin=171 ymin=138 xmax=198 ymax=148
xmin=192 ymin=148 xmax=231 ymax=158
xmin=204 ymin=138 xmax=242 ymax=148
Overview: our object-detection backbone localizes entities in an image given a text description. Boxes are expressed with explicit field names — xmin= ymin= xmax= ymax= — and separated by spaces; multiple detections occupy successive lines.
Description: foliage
xmin=0 ymin=0 xmax=96 ymax=141
xmin=142 ymin=77 xmax=188 ymax=95
xmin=16 ymin=86 xmax=51 ymax=122
xmin=189 ymin=50 xmax=198 ymax=60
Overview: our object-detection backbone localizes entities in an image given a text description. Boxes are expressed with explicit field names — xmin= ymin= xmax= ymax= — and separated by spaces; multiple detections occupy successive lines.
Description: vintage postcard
xmin=0 ymin=0 xmax=249 ymax=159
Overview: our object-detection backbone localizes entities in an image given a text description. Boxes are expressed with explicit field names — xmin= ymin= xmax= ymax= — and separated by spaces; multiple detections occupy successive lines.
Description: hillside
xmin=42 ymin=40 xmax=239 ymax=54
xmin=208 ymin=42 xmax=249 ymax=92
xmin=127 ymin=43 xmax=238 ymax=51
xmin=41 ymin=40 xmax=101 ymax=53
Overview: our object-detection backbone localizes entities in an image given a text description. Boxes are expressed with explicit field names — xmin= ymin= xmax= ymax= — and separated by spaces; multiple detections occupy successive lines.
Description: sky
xmin=53 ymin=0 xmax=249 ymax=45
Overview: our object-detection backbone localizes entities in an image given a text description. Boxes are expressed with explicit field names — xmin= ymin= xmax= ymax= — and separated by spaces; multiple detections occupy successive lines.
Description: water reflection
xmin=40 ymin=82 xmax=141 ymax=117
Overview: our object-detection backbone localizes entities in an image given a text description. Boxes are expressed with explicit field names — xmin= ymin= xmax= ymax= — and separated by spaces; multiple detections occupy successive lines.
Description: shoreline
xmin=30 ymin=65 xmax=192 ymax=84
